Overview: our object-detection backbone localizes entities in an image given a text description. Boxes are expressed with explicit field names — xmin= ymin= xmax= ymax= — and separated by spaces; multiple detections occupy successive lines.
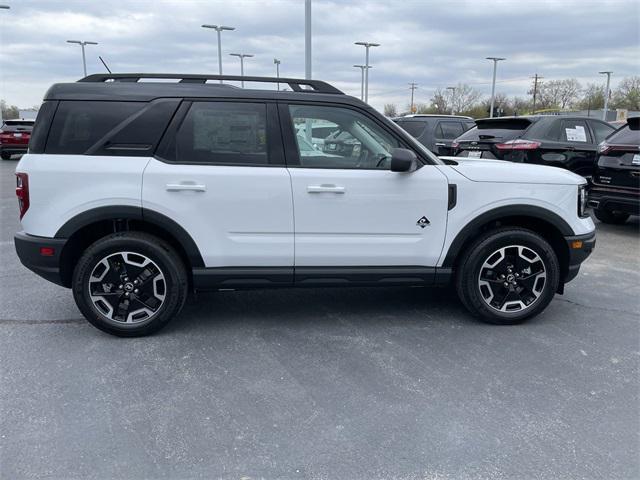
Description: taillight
xmin=598 ymin=142 xmax=638 ymax=154
xmin=451 ymin=141 xmax=459 ymax=150
xmin=495 ymin=139 xmax=541 ymax=151
xmin=15 ymin=173 xmax=29 ymax=220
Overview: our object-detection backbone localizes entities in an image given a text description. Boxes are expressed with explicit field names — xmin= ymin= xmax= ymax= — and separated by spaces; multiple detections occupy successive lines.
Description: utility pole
xmin=599 ymin=71 xmax=613 ymax=121
xmin=531 ymin=73 xmax=543 ymax=113
xmin=229 ymin=53 xmax=254 ymax=88
xmin=409 ymin=82 xmax=418 ymax=113
xmin=486 ymin=57 xmax=505 ymax=118
xmin=201 ymin=24 xmax=235 ymax=83
xmin=66 ymin=40 xmax=98 ymax=77
xmin=446 ymin=86 xmax=456 ymax=115
xmin=305 ymin=0 xmax=311 ymax=80
xmin=355 ymin=41 xmax=380 ymax=104
xmin=273 ymin=58 xmax=281 ymax=90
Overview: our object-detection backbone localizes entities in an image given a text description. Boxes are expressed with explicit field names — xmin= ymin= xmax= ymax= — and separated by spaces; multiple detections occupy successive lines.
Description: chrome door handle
xmin=165 ymin=183 xmax=207 ymax=192
xmin=307 ymin=184 xmax=345 ymax=194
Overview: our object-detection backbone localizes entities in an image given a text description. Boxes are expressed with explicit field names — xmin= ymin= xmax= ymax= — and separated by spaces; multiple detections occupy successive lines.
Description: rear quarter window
xmin=45 ymin=101 xmax=144 ymax=154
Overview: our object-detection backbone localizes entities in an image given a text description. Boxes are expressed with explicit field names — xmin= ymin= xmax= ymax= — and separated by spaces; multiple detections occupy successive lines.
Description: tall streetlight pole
xmin=274 ymin=58 xmax=281 ymax=90
xmin=305 ymin=0 xmax=311 ymax=80
xmin=599 ymin=71 xmax=613 ymax=121
xmin=353 ymin=65 xmax=371 ymax=101
xmin=355 ymin=42 xmax=380 ymax=104
xmin=446 ymin=86 xmax=456 ymax=115
xmin=66 ymin=40 xmax=98 ymax=77
xmin=229 ymin=53 xmax=253 ymax=88
xmin=486 ymin=57 xmax=506 ymax=118
xmin=201 ymin=24 xmax=235 ymax=83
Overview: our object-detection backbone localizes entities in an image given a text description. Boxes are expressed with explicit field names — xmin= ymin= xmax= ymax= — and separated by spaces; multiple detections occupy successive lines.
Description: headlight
xmin=578 ymin=184 xmax=588 ymax=218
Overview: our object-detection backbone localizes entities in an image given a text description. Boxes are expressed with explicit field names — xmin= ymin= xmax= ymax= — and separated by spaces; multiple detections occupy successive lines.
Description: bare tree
xmin=611 ymin=76 xmax=640 ymax=110
xmin=449 ymin=83 xmax=482 ymax=114
xmin=429 ymin=88 xmax=450 ymax=114
xmin=1 ymin=100 xmax=19 ymax=120
xmin=577 ymin=83 xmax=605 ymax=111
xmin=536 ymin=79 xmax=582 ymax=109
xmin=383 ymin=103 xmax=398 ymax=117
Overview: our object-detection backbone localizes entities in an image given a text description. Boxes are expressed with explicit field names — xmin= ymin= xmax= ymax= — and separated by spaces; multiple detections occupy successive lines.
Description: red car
xmin=0 ymin=119 xmax=34 ymax=160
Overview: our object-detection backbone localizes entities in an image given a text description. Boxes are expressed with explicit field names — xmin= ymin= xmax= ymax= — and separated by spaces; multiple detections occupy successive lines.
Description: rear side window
xmin=175 ymin=102 xmax=268 ymax=165
xmin=436 ymin=121 xmax=464 ymax=139
xmin=558 ymin=119 xmax=591 ymax=143
xmin=45 ymin=101 xmax=144 ymax=154
xmin=456 ymin=118 xmax=532 ymax=142
xmin=394 ymin=120 xmax=426 ymax=138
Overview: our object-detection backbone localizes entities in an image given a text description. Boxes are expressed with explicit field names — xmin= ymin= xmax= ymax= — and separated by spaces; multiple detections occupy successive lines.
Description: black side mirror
xmin=390 ymin=148 xmax=418 ymax=172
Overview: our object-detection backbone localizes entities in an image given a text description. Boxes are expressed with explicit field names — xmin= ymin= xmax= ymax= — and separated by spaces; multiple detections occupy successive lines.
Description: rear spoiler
xmin=627 ymin=116 xmax=639 ymax=130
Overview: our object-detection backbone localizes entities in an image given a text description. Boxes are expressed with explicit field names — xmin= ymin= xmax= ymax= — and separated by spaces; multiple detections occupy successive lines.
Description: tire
xmin=1 ymin=152 xmax=11 ymax=160
xmin=72 ymin=232 xmax=188 ymax=337
xmin=455 ymin=227 xmax=560 ymax=325
xmin=593 ymin=208 xmax=629 ymax=225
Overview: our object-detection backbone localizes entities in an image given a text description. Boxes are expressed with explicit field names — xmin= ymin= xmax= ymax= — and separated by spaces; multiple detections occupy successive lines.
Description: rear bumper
xmin=588 ymin=187 xmax=640 ymax=216
xmin=0 ymin=145 xmax=29 ymax=155
xmin=564 ymin=231 xmax=596 ymax=283
xmin=14 ymin=231 xmax=68 ymax=287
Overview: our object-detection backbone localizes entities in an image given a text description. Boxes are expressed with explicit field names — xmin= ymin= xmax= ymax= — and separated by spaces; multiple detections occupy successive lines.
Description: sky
xmin=0 ymin=0 xmax=638 ymax=112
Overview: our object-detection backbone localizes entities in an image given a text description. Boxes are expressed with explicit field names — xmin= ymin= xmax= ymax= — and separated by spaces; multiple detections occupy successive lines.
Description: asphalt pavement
xmin=1 ymin=158 xmax=638 ymax=480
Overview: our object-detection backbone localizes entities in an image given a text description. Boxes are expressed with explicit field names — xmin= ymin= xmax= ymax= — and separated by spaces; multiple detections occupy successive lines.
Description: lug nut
xmin=134 ymin=289 xmax=139 ymax=293
xmin=125 ymin=292 xmax=129 ymax=297
xmin=504 ymin=282 xmax=509 ymax=287
xmin=124 ymin=277 xmax=129 ymax=281
xmin=134 ymin=280 xmax=138 ymax=285
xmin=118 ymin=284 xmax=123 ymax=289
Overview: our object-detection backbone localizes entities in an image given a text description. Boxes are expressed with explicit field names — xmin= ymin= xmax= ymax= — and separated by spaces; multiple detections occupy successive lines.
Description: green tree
xmin=1 ymin=100 xmax=19 ymax=120
xmin=611 ymin=76 xmax=640 ymax=110
xmin=383 ymin=103 xmax=398 ymax=117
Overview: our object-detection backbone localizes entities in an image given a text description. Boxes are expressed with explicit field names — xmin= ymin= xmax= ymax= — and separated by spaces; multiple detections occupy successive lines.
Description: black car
xmin=393 ymin=114 xmax=475 ymax=156
xmin=453 ymin=116 xmax=616 ymax=177
xmin=588 ymin=116 xmax=640 ymax=224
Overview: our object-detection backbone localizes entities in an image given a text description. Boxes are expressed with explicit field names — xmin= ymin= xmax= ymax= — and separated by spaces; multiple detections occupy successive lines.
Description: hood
xmin=440 ymin=157 xmax=586 ymax=185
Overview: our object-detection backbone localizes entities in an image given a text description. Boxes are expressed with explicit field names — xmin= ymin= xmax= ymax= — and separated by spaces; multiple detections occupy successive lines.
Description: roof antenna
xmin=98 ymin=56 xmax=112 ymax=74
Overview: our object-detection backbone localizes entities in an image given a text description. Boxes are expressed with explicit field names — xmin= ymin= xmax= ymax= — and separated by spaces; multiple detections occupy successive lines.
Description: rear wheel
xmin=593 ymin=208 xmax=629 ymax=225
xmin=1 ymin=152 xmax=11 ymax=160
xmin=456 ymin=227 xmax=560 ymax=325
xmin=72 ymin=232 xmax=188 ymax=337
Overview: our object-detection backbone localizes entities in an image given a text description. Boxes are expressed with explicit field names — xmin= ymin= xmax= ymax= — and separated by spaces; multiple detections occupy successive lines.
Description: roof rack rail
xmin=78 ymin=73 xmax=344 ymax=94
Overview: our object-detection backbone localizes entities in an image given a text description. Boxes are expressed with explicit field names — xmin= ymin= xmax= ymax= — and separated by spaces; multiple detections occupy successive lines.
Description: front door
xmin=281 ymin=103 xmax=450 ymax=269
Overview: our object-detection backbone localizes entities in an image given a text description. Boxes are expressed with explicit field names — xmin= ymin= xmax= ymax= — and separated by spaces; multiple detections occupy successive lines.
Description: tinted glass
xmin=28 ymin=101 xmax=57 ymax=153
xmin=437 ymin=121 xmax=464 ymax=139
xmin=394 ymin=120 xmax=426 ymax=138
xmin=1 ymin=121 xmax=34 ymax=131
xmin=559 ymin=119 xmax=591 ymax=143
xmin=175 ymin=102 xmax=268 ymax=165
xmin=290 ymin=105 xmax=401 ymax=169
xmin=607 ymin=124 xmax=640 ymax=146
xmin=456 ymin=118 xmax=533 ymax=142
xmin=46 ymin=101 xmax=144 ymax=154
xmin=590 ymin=120 xmax=616 ymax=143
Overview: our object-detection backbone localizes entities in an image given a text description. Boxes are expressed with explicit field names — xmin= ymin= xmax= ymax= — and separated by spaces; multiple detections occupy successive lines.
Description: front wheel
xmin=593 ymin=208 xmax=629 ymax=225
xmin=72 ymin=232 xmax=188 ymax=337
xmin=456 ymin=227 xmax=560 ymax=325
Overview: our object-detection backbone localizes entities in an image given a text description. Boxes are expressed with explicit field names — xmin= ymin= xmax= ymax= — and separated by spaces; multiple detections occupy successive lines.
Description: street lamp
xmin=599 ymin=71 xmax=613 ymax=121
xmin=274 ymin=58 xmax=281 ymax=90
xmin=201 ymin=24 xmax=235 ymax=83
xmin=446 ymin=86 xmax=456 ymax=115
xmin=486 ymin=57 xmax=506 ymax=118
xmin=229 ymin=53 xmax=253 ymax=88
xmin=66 ymin=40 xmax=98 ymax=77
xmin=355 ymin=41 xmax=380 ymax=104
xmin=353 ymin=64 xmax=371 ymax=101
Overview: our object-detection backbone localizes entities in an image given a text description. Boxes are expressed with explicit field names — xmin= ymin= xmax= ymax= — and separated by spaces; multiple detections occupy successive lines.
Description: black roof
xmin=43 ymin=73 xmax=363 ymax=106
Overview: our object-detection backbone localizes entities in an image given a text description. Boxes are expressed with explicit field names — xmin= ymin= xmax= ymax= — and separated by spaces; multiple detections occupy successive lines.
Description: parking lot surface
xmin=1 ymin=159 xmax=639 ymax=480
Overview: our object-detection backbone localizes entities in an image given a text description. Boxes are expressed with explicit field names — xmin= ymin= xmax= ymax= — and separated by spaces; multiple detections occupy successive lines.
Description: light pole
xmin=486 ymin=57 xmax=506 ymax=118
xmin=274 ymin=58 xmax=281 ymax=90
xmin=355 ymin=41 xmax=380 ymax=104
xmin=446 ymin=86 xmax=456 ymax=115
xmin=0 ymin=5 xmax=10 ymax=9
xmin=66 ymin=40 xmax=98 ymax=77
xmin=305 ymin=0 xmax=311 ymax=79
xmin=229 ymin=53 xmax=253 ymax=87
xmin=353 ymin=65 xmax=371 ymax=101
xmin=599 ymin=71 xmax=613 ymax=121
xmin=201 ymin=24 xmax=235 ymax=83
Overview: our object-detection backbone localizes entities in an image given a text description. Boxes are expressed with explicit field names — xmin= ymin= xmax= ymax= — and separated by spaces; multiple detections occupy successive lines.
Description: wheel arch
xmin=56 ymin=206 xmax=204 ymax=288
xmin=442 ymin=205 xmax=573 ymax=284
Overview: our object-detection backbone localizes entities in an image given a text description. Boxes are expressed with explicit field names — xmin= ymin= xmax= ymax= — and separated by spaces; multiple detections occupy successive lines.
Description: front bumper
xmin=14 ymin=231 xmax=68 ymax=287
xmin=563 ymin=231 xmax=596 ymax=283
xmin=588 ymin=187 xmax=640 ymax=216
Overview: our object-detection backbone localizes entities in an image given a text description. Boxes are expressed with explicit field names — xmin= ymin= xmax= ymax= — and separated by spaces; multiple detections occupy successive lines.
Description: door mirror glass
xmin=390 ymin=148 xmax=418 ymax=172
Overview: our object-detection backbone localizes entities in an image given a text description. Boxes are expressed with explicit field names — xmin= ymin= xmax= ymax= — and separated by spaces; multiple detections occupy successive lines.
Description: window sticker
xmin=566 ymin=125 xmax=587 ymax=142
xmin=632 ymin=154 xmax=640 ymax=166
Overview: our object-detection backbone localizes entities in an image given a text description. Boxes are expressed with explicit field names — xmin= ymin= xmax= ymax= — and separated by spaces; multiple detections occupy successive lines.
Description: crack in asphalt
xmin=555 ymin=297 xmax=639 ymax=316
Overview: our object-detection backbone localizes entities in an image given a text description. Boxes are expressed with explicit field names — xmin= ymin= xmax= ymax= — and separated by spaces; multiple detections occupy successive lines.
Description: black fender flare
xmin=441 ymin=204 xmax=574 ymax=268
xmin=55 ymin=205 xmax=205 ymax=268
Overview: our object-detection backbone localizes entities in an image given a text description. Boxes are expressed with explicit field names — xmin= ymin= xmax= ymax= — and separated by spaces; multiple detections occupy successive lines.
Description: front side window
xmin=175 ymin=102 xmax=268 ymax=165
xmin=289 ymin=104 xmax=401 ymax=169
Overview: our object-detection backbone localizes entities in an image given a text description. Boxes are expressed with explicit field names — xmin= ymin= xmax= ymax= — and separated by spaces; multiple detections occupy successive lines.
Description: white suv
xmin=14 ymin=74 xmax=596 ymax=336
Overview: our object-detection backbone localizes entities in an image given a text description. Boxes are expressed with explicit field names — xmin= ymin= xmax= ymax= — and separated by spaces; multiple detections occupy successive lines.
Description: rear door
xmin=143 ymin=100 xmax=294 ymax=269
xmin=542 ymin=118 xmax=596 ymax=176
xmin=434 ymin=120 xmax=465 ymax=156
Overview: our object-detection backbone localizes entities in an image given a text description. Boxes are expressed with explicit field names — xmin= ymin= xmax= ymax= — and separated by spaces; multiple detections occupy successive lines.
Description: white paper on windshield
xmin=632 ymin=154 xmax=640 ymax=165
xmin=566 ymin=125 xmax=587 ymax=142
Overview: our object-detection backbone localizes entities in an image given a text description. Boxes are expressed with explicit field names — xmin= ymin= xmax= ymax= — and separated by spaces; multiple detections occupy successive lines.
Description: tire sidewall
xmin=72 ymin=233 xmax=186 ymax=336
xmin=460 ymin=229 xmax=560 ymax=324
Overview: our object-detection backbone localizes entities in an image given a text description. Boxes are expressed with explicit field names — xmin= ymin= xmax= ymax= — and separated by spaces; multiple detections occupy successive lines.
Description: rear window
xmin=394 ymin=120 xmax=426 ymax=138
xmin=437 ymin=121 xmax=464 ymax=139
xmin=1 ymin=121 xmax=34 ymax=132
xmin=607 ymin=119 xmax=640 ymax=146
xmin=456 ymin=118 xmax=533 ymax=142
xmin=45 ymin=101 xmax=144 ymax=154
